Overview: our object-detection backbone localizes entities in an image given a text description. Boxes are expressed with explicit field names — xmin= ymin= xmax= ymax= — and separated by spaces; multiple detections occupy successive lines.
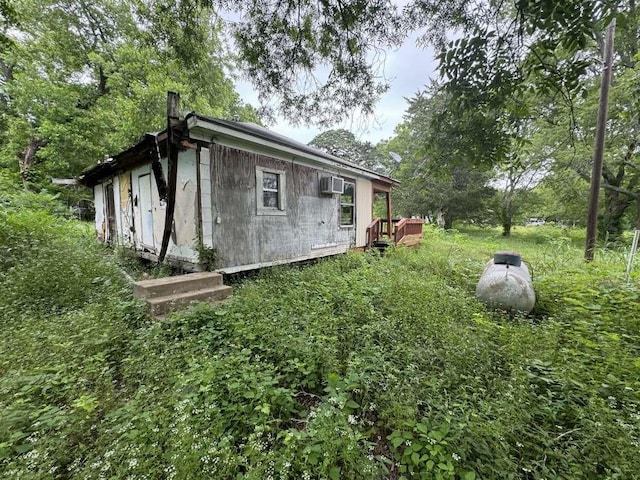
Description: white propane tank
xmin=475 ymin=251 xmax=535 ymax=313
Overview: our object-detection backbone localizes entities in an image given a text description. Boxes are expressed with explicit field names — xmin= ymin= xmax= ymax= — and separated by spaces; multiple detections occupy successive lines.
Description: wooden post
xmin=386 ymin=192 xmax=392 ymax=238
xmin=585 ymin=19 xmax=616 ymax=262
xmin=158 ymin=91 xmax=181 ymax=264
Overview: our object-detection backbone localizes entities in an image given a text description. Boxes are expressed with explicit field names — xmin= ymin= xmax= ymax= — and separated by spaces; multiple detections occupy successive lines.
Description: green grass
xmin=1 ymin=203 xmax=639 ymax=479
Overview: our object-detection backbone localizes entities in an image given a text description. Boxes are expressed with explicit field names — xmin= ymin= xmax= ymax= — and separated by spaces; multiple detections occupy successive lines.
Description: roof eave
xmin=186 ymin=113 xmax=398 ymax=185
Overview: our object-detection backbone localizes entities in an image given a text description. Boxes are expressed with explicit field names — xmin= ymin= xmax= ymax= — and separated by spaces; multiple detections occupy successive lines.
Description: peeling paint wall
xmin=94 ymin=183 xmax=105 ymax=242
xmin=131 ymin=164 xmax=155 ymax=249
xmin=118 ymin=173 xmax=134 ymax=245
xmin=168 ymin=149 xmax=198 ymax=260
xmin=128 ymin=152 xmax=198 ymax=262
xmin=110 ymin=176 xmax=120 ymax=244
xmin=208 ymin=144 xmax=355 ymax=270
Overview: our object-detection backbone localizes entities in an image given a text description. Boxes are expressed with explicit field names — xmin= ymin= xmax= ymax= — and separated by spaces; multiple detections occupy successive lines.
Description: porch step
xmin=146 ymin=284 xmax=233 ymax=317
xmin=133 ymin=272 xmax=232 ymax=317
xmin=134 ymin=272 xmax=223 ymax=299
xmin=372 ymin=240 xmax=391 ymax=253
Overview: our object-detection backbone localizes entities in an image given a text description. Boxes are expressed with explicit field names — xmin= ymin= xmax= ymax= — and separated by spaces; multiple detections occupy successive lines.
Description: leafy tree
xmin=523 ymin=12 xmax=640 ymax=239
xmin=215 ymin=0 xmax=624 ymax=146
xmin=308 ymin=129 xmax=390 ymax=173
xmin=0 ymin=0 xmax=256 ymax=188
xmin=386 ymin=87 xmax=496 ymax=228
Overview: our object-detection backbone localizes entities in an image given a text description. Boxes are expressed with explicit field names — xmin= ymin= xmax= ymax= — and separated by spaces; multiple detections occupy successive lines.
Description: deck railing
xmin=366 ymin=217 xmax=424 ymax=248
xmin=393 ymin=218 xmax=424 ymax=244
xmin=365 ymin=217 xmax=383 ymax=248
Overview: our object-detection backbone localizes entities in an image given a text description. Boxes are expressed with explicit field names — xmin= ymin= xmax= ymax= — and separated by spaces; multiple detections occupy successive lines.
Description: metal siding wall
xmin=210 ymin=144 xmax=354 ymax=270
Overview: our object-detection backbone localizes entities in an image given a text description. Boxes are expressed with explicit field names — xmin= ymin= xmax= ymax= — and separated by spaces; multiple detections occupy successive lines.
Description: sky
xmin=234 ymin=33 xmax=438 ymax=146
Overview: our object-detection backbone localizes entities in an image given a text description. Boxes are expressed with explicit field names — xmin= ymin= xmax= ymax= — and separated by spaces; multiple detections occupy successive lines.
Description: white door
xmin=137 ymin=173 xmax=155 ymax=248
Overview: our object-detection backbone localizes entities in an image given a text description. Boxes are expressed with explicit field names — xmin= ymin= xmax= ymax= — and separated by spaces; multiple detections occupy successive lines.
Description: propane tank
xmin=475 ymin=251 xmax=535 ymax=313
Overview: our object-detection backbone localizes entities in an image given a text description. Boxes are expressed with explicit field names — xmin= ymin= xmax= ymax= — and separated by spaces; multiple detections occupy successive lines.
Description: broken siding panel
xmin=94 ymin=183 xmax=106 ymax=242
xmin=166 ymin=149 xmax=198 ymax=261
xmin=118 ymin=173 xmax=134 ymax=246
xmin=355 ymin=178 xmax=373 ymax=247
xmin=210 ymin=144 xmax=354 ymax=270
xmin=112 ymin=175 xmax=122 ymax=244
xmin=151 ymin=158 xmax=166 ymax=249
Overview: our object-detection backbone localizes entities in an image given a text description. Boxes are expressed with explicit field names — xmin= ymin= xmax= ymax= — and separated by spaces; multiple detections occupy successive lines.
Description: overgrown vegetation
xmin=1 ymin=197 xmax=639 ymax=479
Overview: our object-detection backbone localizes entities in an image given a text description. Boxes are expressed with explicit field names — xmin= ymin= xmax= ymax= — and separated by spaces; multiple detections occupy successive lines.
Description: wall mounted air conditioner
xmin=320 ymin=176 xmax=344 ymax=195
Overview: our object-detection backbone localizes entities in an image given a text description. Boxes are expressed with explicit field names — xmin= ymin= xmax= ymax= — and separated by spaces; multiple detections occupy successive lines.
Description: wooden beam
xmin=386 ymin=192 xmax=392 ymax=238
xmin=51 ymin=178 xmax=78 ymax=185
xmin=158 ymin=91 xmax=181 ymax=264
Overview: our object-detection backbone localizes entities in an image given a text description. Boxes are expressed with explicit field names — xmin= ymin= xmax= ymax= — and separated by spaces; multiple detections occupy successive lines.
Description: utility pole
xmin=585 ymin=19 xmax=616 ymax=262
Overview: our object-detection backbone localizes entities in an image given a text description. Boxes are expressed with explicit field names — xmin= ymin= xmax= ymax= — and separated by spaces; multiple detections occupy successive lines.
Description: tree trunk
xmin=501 ymin=203 xmax=514 ymax=237
xmin=18 ymin=136 xmax=46 ymax=187
xmin=502 ymin=220 xmax=512 ymax=237
xmin=602 ymin=188 xmax=631 ymax=240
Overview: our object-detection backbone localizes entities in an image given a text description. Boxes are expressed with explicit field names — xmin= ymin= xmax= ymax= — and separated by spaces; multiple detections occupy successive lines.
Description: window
xmin=340 ymin=181 xmax=355 ymax=226
xmin=256 ymin=166 xmax=286 ymax=215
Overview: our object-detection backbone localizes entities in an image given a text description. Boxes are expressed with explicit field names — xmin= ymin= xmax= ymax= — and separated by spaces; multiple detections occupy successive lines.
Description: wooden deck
xmin=365 ymin=217 xmax=425 ymax=249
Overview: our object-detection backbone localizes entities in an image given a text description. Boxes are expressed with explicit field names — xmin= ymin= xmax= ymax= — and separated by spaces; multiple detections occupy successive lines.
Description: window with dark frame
xmin=340 ymin=181 xmax=355 ymax=226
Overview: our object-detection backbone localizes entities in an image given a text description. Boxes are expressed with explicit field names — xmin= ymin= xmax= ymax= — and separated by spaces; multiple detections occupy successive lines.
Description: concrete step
xmin=133 ymin=272 xmax=223 ymax=299
xmin=147 ymin=284 xmax=233 ymax=316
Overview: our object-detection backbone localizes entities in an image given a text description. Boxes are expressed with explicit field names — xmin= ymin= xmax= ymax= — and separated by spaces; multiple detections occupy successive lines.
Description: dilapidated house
xmin=80 ymin=95 xmax=418 ymax=274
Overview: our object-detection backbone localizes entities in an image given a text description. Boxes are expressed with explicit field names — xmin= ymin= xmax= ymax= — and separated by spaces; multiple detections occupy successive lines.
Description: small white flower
xmin=348 ymin=414 xmax=358 ymax=425
xmin=452 ymin=453 xmax=461 ymax=461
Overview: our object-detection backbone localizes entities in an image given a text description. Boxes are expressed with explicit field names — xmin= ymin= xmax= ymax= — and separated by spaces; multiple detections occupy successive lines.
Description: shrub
xmin=1 ymin=204 xmax=639 ymax=479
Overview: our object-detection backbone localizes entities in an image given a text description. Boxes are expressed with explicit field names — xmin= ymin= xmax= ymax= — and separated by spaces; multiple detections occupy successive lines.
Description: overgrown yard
xmin=1 ymin=199 xmax=639 ymax=479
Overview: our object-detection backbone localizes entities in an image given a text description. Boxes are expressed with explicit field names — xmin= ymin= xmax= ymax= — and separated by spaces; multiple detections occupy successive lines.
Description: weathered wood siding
xmin=207 ymin=144 xmax=355 ymax=270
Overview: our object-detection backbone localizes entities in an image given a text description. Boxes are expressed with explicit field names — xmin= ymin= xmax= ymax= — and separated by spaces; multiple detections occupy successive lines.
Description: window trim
xmin=340 ymin=180 xmax=355 ymax=227
xmin=256 ymin=166 xmax=286 ymax=216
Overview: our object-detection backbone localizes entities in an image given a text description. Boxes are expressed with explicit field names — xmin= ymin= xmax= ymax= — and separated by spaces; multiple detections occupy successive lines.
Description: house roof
xmin=186 ymin=113 xmax=397 ymax=183
xmin=79 ymin=132 xmax=168 ymax=187
xmin=80 ymin=114 xmax=399 ymax=187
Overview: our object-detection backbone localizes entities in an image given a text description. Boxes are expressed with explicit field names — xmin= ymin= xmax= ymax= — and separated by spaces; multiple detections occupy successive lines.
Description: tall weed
xmin=1 ymin=200 xmax=639 ymax=479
